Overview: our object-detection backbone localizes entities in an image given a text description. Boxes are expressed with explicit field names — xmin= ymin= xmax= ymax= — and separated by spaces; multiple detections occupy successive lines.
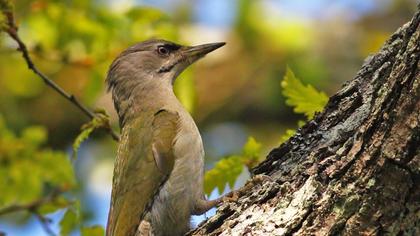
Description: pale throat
xmin=115 ymin=71 xmax=180 ymax=127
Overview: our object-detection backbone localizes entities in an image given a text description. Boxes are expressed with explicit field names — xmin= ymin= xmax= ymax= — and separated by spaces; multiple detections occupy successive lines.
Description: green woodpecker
xmin=106 ymin=39 xmax=226 ymax=236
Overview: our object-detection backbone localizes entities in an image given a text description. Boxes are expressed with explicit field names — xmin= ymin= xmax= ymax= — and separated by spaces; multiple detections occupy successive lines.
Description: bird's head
xmin=106 ymin=39 xmax=225 ymax=126
xmin=106 ymin=39 xmax=225 ymax=91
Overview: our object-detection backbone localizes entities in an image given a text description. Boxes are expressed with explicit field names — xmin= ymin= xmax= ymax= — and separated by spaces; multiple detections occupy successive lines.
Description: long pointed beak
xmin=183 ymin=42 xmax=226 ymax=60
xmin=158 ymin=42 xmax=225 ymax=75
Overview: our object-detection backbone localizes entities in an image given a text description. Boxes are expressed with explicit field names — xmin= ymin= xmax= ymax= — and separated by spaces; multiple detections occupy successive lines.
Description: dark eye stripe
xmin=158 ymin=43 xmax=181 ymax=52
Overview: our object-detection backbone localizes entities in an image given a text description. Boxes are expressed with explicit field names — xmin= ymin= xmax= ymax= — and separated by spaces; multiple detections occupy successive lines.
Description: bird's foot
xmin=219 ymin=190 xmax=239 ymax=204
xmin=218 ymin=174 xmax=274 ymax=205
xmin=249 ymin=174 xmax=274 ymax=184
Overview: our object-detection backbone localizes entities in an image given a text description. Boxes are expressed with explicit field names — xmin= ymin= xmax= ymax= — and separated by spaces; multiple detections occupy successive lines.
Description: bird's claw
xmin=222 ymin=190 xmax=239 ymax=203
xmin=217 ymin=174 xmax=274 ymax=206
xmin=251 ymin=174 xmax=274 ymax=184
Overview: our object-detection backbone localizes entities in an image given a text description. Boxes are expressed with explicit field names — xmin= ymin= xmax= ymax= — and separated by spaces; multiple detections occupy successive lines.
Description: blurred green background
xmin=0 ymin=0 xmax=417 ymax=235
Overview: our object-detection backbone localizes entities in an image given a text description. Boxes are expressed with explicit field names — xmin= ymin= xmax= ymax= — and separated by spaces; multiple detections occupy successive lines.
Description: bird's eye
xmin=157 ymin=46 xmax=169 ymax=56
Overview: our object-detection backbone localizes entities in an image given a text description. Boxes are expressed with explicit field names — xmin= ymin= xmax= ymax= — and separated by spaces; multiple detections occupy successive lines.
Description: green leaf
xmin=81 ymin=225 xmax=105 ymax=236
xmin=204 ymin=137 xmax=264 ymax=195
xmin=279 ymin=129 xmax=296 ymax=144
xmin=297 ymin=120 xmax=306 ymax=127
xmin=72 ymin=125 xmax=95 ymax=161
xmin=243 ymin=137 xmax=261 ymax=157
xmin=204 ymin=156 xmax=243 ymax=195
xmin=60 ymin=209 xmax=79 ymax=236
xmin=37 ymin=196 xmax=72 ymax=215
xmin=0 ymin=119 xmax=75 ymax=208
xmin=242 ymin=136 xmax=262 ymax=169
xmin=72 ymin=111 xmax=111 ymax=160
xmin=281 ymin=66 xmax=328 ymax=119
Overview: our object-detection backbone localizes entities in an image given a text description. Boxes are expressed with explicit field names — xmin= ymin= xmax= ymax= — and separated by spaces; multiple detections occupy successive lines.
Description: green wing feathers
xmin=106 ymin=109 xmax=179 ymax=236
xmin=151 ymin=109 xmax=179 ymax=175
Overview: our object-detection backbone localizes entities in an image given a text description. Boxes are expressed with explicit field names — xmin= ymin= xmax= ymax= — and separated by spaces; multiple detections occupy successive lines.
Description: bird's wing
xmin=106 ymin=109 xmax=179 ymax=236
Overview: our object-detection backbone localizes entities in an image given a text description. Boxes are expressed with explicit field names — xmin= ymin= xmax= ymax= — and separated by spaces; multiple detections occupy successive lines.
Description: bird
xmin=105 ymin=39 xmax=226 ymax=236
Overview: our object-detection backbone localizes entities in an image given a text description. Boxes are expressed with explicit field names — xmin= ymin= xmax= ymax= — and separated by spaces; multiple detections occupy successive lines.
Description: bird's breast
xmin=148 ymin=112 xmax=205 ymax=234
xmin=172 ymin=113 xmax=205 ymax=197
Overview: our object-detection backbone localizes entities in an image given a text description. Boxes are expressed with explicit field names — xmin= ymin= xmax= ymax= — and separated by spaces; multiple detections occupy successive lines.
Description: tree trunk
xmin=189 ymin=7 xmax=420 ymax=236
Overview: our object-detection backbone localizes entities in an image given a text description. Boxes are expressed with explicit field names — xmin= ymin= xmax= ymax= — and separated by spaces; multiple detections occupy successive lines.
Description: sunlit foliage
xmin=205 ymin=67 xmax=329 ymax=195
xmin=278 ymin=67 xmax=329 ymax=142
xmin=281 ymin=66 xmax=328 ymax=120
xmin=0 ymin=115 xmax=74 ymax=214
xmin=204 ymin=137 xmax=262 ymax=195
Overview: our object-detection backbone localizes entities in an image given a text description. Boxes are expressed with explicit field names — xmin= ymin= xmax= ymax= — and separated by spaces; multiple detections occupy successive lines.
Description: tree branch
xmin=0 ymin=189 xmax=63 ymax=216
xmin=1 ymin=9 xmax=119 ymax=141
xmin=0 ymin=188 xmax=63 ymax=235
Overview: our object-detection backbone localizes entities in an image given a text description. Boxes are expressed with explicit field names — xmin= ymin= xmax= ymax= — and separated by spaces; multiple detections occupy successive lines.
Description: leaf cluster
xmin=204 ymin=137 xmax=262 ymax=195
xmin=59 ymin=201 xmax=104 ymax=236
xmin=205 ymin=67 xmax=328 ymax=195
xmin=0 ymin=116 xmax=75 ymax=210
xmin=72 ymin=109 xmax=112 ymax=160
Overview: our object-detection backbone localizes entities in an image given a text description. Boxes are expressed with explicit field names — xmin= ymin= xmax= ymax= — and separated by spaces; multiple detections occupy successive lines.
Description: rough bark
xmin=189 ymin=7 xmax=420 ymax=236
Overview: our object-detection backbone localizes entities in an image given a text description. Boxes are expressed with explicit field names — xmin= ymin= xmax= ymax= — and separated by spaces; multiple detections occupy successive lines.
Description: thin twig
xmin=0 ymin=187 xmax=72 ymax=236
xmin=0 ymin=189 xmax=62 ymax=215
xmin=0 ymin=189 xmax=61 ymax=236
xmin=35 ymin=214 xmax=56 ymax=236
xmin=33 ymin=211 xmax=57 ymax=236
xmin=2 ymin=10 xmax=119 ymax=141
